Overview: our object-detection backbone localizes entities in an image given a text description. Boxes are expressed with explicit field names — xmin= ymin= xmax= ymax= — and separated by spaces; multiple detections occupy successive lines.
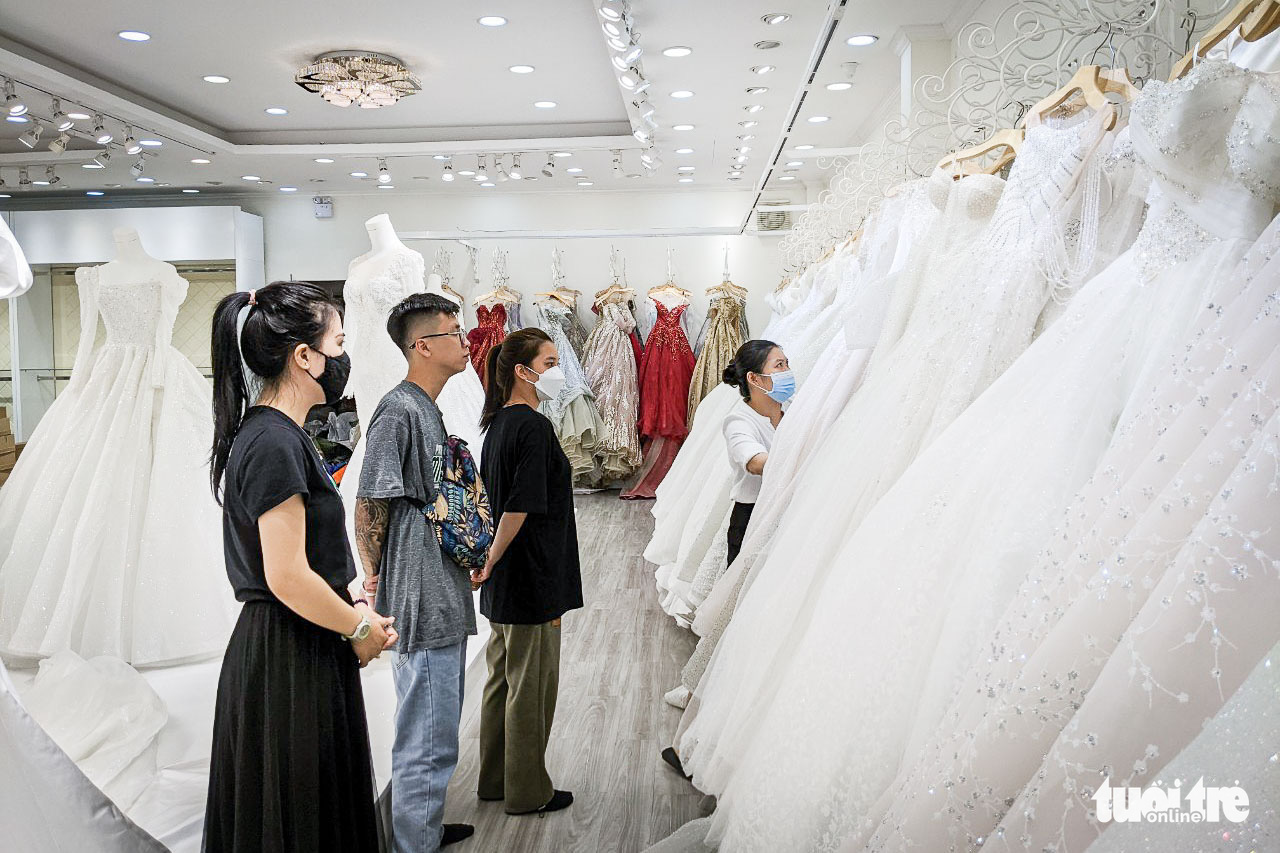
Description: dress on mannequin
xmin=340 ymin=214 xmax=485 ymax=550
xmin=0 ymin=228 xmax=236 ymax=666
xmin=0 ymin=216 xmax=33 ymax=298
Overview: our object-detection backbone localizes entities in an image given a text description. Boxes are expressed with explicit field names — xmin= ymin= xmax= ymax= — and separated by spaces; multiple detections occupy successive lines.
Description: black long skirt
xmin=204 ymin=598 xmax=379 ymax=853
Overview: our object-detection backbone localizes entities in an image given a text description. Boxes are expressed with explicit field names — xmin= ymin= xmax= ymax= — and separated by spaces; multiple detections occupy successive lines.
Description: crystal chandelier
xmin=294 ymin=51 xmax=421 ymax=109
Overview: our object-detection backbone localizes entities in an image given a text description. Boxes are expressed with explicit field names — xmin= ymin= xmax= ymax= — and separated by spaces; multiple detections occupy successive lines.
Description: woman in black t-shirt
xmin=205 ymin=281 xmax=396 ymax=852
xmin=474 ymin=328 xmax=583 ymax=815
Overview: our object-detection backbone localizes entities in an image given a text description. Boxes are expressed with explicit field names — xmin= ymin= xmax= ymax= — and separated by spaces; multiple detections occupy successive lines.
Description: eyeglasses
xmin=414 ymin=331 xmax=467 ymax=347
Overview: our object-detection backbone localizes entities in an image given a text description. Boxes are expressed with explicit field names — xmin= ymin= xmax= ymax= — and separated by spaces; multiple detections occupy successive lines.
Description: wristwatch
xmin=344 ymin=614 xmax=372 ymax=642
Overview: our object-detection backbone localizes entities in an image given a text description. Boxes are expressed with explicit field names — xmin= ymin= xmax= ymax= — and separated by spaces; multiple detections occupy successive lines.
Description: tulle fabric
xmin=535 ymin=301 xmax=607 ymax=482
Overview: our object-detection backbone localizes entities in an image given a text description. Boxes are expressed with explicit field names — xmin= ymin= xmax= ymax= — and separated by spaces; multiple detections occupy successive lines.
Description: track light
xmin=598 ymin=0 xmax=625 ymax=21
xmin=17 ymin=167 xmax=30 ymax=189
xmin=474 ymin=155 xmax=488 ymax=182
xmin=509 ymin=154 xmax=522 ymax=180
xmin=493 ymin=155 xmax=509 ymax=182
xmin=19 ymin=121 xmax=42 ymax=149
xmin=542 ymin=155 xmax=554 ymax=178
xmin=45 ymin=165 xmax=60 ymax=186
xmin=130 ymin=157 xmax=145 ymax=178
xmin=123 ymin=127 xmax=142 ymax=155
xmin=93 ymin=150 xmax=112 ymax=168
xmin=50 ymin=100 xmax=73 ymax=132
xmin=377 ymin=158 xmax=391 ymax=183
xmin=441 ymin=161 xmax=454 ymax=182
xmin=4 ymin=80 xmax=26 ymax=117
xmin=93 ymin=114 xmax=113 ymax=145
xmin=617 ymin=43 xmax=643 ymax=65
xmin=612 ymin=149 xmax=624 ymax=177
xmin=48 ymin=131 xmax=71 ymax=153
xmin=602 ymin=20 xmax=624 ymax=39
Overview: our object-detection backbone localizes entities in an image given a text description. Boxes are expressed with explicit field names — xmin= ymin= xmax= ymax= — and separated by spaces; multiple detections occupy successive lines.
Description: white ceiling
xmin=0 ymin=0 xmax=960 ymax=206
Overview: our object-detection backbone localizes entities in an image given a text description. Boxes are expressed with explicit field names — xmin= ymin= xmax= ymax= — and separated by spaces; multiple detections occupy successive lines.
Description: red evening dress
xmin=468 ymin=303 xmax=508 ymax=392
xmin=621 ymin=299 xmax=695 ymax=499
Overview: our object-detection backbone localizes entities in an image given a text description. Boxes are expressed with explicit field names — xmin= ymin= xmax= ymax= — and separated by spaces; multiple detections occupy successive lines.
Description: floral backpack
xmin=423 ymin=436 xmax=493 ymax=569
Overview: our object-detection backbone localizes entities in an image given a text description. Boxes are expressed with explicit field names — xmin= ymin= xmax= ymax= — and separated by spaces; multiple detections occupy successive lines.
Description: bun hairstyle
xmin=722 ymin=338 xmax=780 ymax=401
xmin=479 ymin=327 xmax=554 ymax=431
xmin=209 ymin=280 xmax=339 ymax=503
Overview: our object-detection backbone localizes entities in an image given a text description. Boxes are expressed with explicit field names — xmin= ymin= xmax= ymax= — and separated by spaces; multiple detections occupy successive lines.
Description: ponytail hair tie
xmin=248 ymin=290 xmax=258 ymax=306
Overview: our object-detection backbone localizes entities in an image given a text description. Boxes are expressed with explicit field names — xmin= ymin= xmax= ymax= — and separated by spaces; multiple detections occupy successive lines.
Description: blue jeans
xmin=391 ymin=641 xmax=466 ymax=853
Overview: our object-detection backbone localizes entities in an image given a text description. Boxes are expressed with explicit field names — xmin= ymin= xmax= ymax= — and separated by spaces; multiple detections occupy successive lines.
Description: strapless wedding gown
xmin=341 ymin=250 xmax=485 ymax=544
xmin=0 ymin=267 xmax=235 ymax=666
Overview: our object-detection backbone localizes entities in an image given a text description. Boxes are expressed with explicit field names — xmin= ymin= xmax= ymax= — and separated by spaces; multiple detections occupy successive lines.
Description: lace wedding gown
xmin=681 ymin=64 xmax=1279 ymax=853
xmin=341 ymin=250 xmax=485 ymax=543
xmin=676 ymin=110 xmax=1133 ymax=809
xmin=535 ymin=301 xmax=606 ymax=480
xmin=0 ymin=266 xmax=235 ymax=666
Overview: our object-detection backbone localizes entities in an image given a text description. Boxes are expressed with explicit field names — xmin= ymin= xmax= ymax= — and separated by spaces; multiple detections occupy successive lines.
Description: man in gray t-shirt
xmin=355 ymin=292 xmax=477 ymax=852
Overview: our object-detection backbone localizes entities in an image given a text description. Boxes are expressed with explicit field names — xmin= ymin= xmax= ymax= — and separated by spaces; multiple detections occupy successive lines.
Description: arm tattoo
xmin=355 ymin=497 xmax=390 ymax=577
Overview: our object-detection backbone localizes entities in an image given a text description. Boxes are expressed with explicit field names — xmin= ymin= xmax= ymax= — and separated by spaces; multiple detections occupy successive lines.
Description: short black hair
xmin=386 ymin=292 xmax=460 ymax=352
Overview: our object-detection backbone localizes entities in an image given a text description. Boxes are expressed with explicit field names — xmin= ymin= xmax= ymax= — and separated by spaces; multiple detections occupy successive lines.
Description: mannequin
xmin=0 ymin=216 xmax=32 ymax=299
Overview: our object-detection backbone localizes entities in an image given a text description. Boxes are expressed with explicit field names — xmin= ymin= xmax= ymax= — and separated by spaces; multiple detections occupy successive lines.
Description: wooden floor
xmin=443 ymin=492 xmax=707 ymax=851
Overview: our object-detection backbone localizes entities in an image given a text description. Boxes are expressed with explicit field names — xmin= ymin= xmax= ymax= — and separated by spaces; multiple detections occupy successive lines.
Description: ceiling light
xmin=807 ymin=115 xmax=830 ymax=122
xmin=755 ymin=40 xmax=781 ymax=49
xmin=746 ymin=87 xmax=769 ymax=96
xmin=280 ymin=186 xmax=298 ymax=192
xmin=82 ymin=162 xmax=104 ymax=170
xmin=93 ymin=115 xmax=113 ymax=144
xmin=567 ymin=166 xmax=584 ymax=174
xmin=377 ymin=159 xmax=391 ymax=183
xmin=296 ymin=52 xmax=421 ymax=109
xmin=677 ymin=165 xmax=695 ymax=171
xmin=3 ymin=82 xmax=26 ymax=117
xmin=577 ymin=180 xmax=593 ymax=186
xmin=735 ymin=155 xmax=748 ymax=163
xmin=48 ymin=131 xmax=71 ymax=153
xmin=19 ymin=122 xmax=42 ymax=149
xmin=745 ymin=104 xmax=764 ymax=113
xmin=139 ymin=139 xmax=162 ymax=147
xmin=534 ymin=100 xmax=557 ymax=108
xmin=675 ymin=147 xmax=693 ymax=154
xmin=633 ymin=127 xmax=651 ymax=143
xmin=751 ymin=65 xmax=775 ymax=74
xmin=601 ymin=19 xmax=624 ymax=38
xmin=117 ymin=30 xmax=151 ymax=41
xmin=458 ymin=170 xmax=475 ymax=176
xmin=50 ymin=100 xmax=73 ymax=131
xmin=0 ymin=194 xmax=9 ymax=198
xmin=67 ymin=111 xmax=91 ymax=120
xmin=314 ymin=157 xmax=334 ymax=164
xmin=478 ymin=15 xmax=507 ymax=26
xmin=242 ymin=175 xmax=261 ymax=181
xmin=135 ymin=176 xmax=155 ymax=183
xmin=795 ymin=144 xmax=814 ymax=150
xmin=678 ymin=177 xmax=693 ymax=183
xmin=441 ymin=162 xmax=455 ymax=182
xmin=846 ymin=34 xmax=879 ymax=47
xmin=616 ymin=44 xmax=643 ymax=65
xmin=123 ymin=128 xmax=142 ymax=154
xmin=542 ymin=155 xmax=554 ymax=178
xmin=5 ymin=115 xmax=28 ymax=124
xmin=673 ymin=123 xmax=694 ymax=131
xmin=350 ymin=171 xmax=367 ymax=178
xmin=739 ymin=134 xmax=755 ymax=140
xmin=86 ymin=191 xmax=105 ymax=196
xmin=480 ymin=182 xmax=495 ymax=187
xmin=182 ymin=189 xmax=200 ymax=193
xmin=44 ymin=166 xmax=60 ymax=186
xmin=762 ymin=13 xmax=791 ymax=24
xmin=730 ymin=171 xmax=742 ymax=177
xmin=826 ymin=81 xmax=853 ymax=91
xmin=265 ymin=107 xmax=288 ymax=115
xmin=786 ymin=160 xmax=803 ymax=167
xmin=670 ymin=90 xmax=694 ymax=99
xmin=31 ymin=180 xmax=49 ymax=187
xmin=17 ymin=168 xmax=30 ymax=189
xmin=662 ymin=46 xmax=693 ymax=58
xmin=778 ymin=175 xmax=796 ymax=181
xmin=192 ymin=157 xmax=211 ymax=164
xmin=598 ymin=0 xmax=625 ymax=21
xmin=607 ymin=34 xmax=630 ymax=51
xmin=509 ymin=154 xmax=523 ymax=180
xmin=618 ymin=67 xmax=644 ymax=90
xmin=553 ymin=151 xmax=573 ymax=157
xmin=474 ymin=155 xmax=488 ymax=181
xmin=130 ymin=158 xmax=145 ymax=177
xmin=93 ymin=150 xmax=111 ymax=167
xmin=509 ymin=65 xmax=535 ymax=74
xmin=203 ymin=75 xmax=230 ymax=83
xmin=739 ymin=146 xmax=752 ymax=153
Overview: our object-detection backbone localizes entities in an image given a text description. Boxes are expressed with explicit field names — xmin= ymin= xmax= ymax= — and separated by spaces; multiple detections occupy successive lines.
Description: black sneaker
xmin=441 ymin=823 xmax=475 ymax=847
xmin=510 ymin=789 xmax=574 ymax=815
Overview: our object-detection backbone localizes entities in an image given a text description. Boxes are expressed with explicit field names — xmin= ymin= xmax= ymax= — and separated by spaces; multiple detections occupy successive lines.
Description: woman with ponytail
xmin=473 ymin=328 xmax=582 ymax=816
xmin=206 ymin=281 xmax=395 ymax=852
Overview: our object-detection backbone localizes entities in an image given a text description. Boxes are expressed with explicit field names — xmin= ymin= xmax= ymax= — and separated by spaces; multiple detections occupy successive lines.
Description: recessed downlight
xmin=778 ymin=175 xmax=796 ymax=181
xmin=480 ymin=181 xmax=495 ymax=187
xmin=135 ymin=176 xmax=155 ymax=183
xmin=280 ymin=186 xmax=298 ymax=192
xmin=264 ymin=107 xmax=288 ymax=115
xmin=739 ymin=120 xmax=758 ymax=128
xmin=762 ymin=13 xmax=791 ymax=24
xmin=203 ymin=75 xmax=230 ymax=84
xmin=117 ymin=30 xmax=151 ymax=41
xmin=567 ymin=167 xmax=584 ymax=174
xmin=786 ymin=160 xmax=803 ymax=167
xmin=746 ymin=87 xmax=769 ymax=96
xmin=139 ymin=139 xmax=162 ymax=147
xmin=678 ymin=177 xmax=693 ymax=183
xmin=509 ymin=64 xmax=535 ymax=74
xmin=86 ymin=190 xmax=105 ymax=196
xmin=794 ymin=144 xmax=815 ymax=150
xmin=807 ymin=115 xmax=830 ymax=123
xmin=672 ymin=123 xmax=695 ymax=131
xmin=553 ymin=151 xmax=573 ymax=157
xmin=534 ymin=100 xmax=557 ymax=108
xmin=191 ymin=158 xmax=211 ymax=164
xmin=751 ymin=65 xmax=775 ymax=74
xmin=662 ymin=46 xmax=692 ymax=58
xmin=478 ymin=15 xmax=507 ymax=26
xmin=241 ymin=175 xmax=261 ymax=181
xmin=81 ymin=163 xmax=104 ymax=169
xmin=182 ymin=189 xmax=200 ymax=193
xmin=745 ymin=105 xmax=764 ymax=113
xmin=670 ymin=90 xmax=694 ymax=99
xmin=577 ymin=180 xmax=593 ymax=186
xmin=675 ymin=148 xmax=694 ymax=154
xmin=846 ymin=34 xmax=879 ymax=46
xmin=67 ymin=112 xmax=91 ymax=121
xmin=350 ymin=171 xmax=368 ymax=178
xmin=315 ymin=157 xmax=334 ymax=164
xmin=458 ymin=170 xmax=476 ymax=176
xmin=677 ymin=166 xmax=695 ymax=171
xmin=826 ymin=81 xmax=853 ymax=91
xmin=378 ymin=184 xmax=396 ymax=189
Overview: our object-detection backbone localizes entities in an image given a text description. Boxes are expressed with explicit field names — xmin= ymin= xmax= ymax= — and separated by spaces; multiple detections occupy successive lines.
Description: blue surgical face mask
xmin=751 ymin=368 xmax=796 ymax=404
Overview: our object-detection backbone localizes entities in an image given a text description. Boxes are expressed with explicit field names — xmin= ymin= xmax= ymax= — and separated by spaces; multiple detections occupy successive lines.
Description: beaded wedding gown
xmin=0 ymin=266 xmax=235 ymax=666
xmin=676 ymin=63 xmax=1280 ymax=853
xmin=583 ymin=299 xmax=643 ymax=481
xmin=341 ymin=251 xmax=485 ymax=543
xmin=676 ymin=110 xmax=1134 ymax=809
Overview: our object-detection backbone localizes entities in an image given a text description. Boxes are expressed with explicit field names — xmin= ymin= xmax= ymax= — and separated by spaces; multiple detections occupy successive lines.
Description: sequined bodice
xmin=76 ymin=266 xmax=183 ymax=349
xmin=647 ymin=300 xmax=693 ymax=356
xmin=474 ymin=303 xmax=507 ymax=332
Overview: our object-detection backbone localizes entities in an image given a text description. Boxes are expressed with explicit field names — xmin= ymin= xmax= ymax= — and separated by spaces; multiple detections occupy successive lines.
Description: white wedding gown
xmin=0 ymin=266 xmax=235 ymax=666
xmin=341 ymin=249 xmax=485 ymax=543
xmin=676 ymin=62 xmax=1280 ymax=853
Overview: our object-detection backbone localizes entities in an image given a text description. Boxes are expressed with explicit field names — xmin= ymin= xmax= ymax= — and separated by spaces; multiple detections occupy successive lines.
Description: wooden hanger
xmin=534 ymin=289 xmax=576 ymax=307
xmin=938 ymin=128 xmax=1025 ymax=177
xmin=1023 ymin=65 xmax=1133 ymax=131
xmin=706 ymin=279 xmax=747 ymax=299
xmin=648 ymin=281 xmax=691 ymax=299
xmin=593 ymin=281 xmax=634 ymax=305
xmin=473 ymin=285 xmax=521 ymax=307
xmin=1170 ymin=0 xmax=1280 ymax=79
xmin=441 ymin=282 xmax=465 ymax=306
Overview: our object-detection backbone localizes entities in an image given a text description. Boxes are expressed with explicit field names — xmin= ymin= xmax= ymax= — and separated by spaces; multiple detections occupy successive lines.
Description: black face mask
xmin=310 ymin=349 xmax=351 ymax=405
